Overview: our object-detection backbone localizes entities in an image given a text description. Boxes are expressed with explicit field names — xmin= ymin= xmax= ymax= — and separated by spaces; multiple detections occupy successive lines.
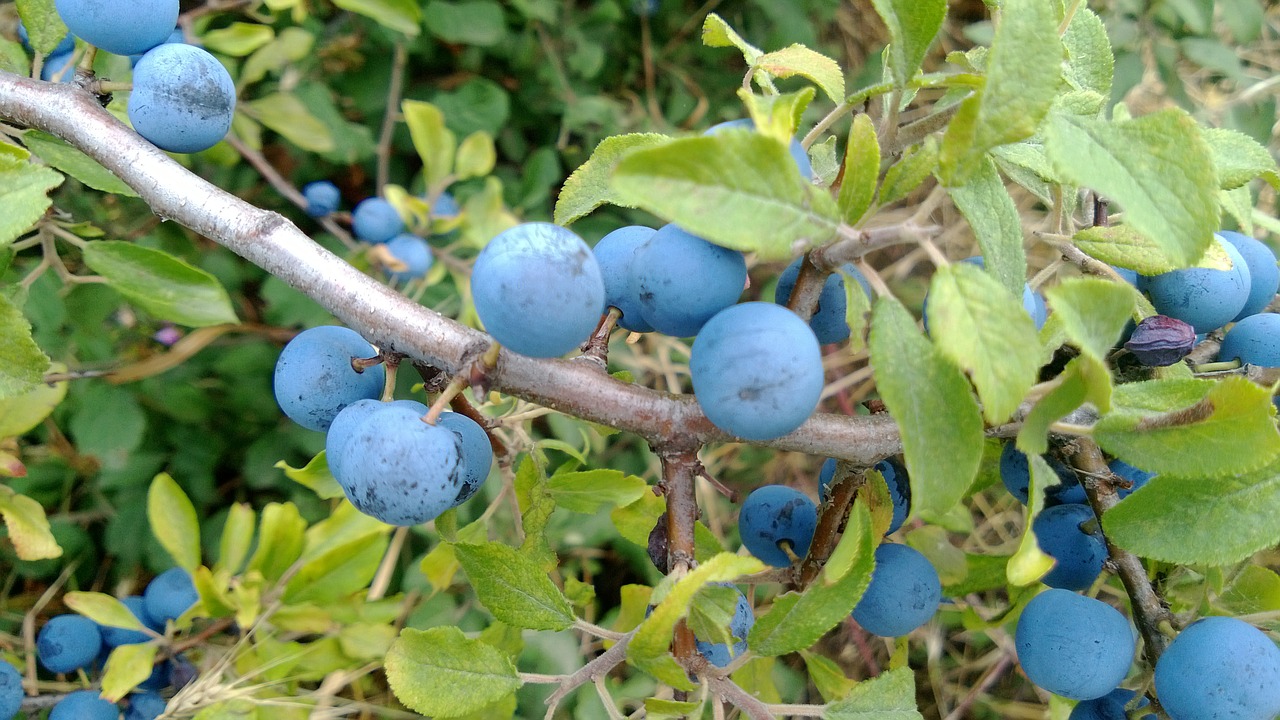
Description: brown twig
xmin=1070 ymin=439 xmax=1174 ymax=712
xmin=796 ymin=461 xmax=863 ymax=588
xmin=657 ymin=447 xmax=703 ymax=666
xmin=578 ymin=308 xmax=621 ymax=373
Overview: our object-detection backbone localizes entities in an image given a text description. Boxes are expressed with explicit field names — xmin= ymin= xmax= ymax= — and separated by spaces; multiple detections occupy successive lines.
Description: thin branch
xmin=375 ymin=42 xmax=409 ymax=194
xmin=703 ymin=675 xmax=775 ymax=720
xmin=658 ymin=447 xmax=702 ymax=664
xmin=542 ymin=629 xmax=635 ymax=719
xmin=1070 ymin=439 xmax=1175 ymax=714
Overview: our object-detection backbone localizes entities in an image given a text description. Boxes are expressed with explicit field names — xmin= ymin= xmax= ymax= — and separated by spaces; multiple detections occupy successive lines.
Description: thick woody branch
xmin=658 ymin=447 xmax=701 ymax=664
xmin=0 ymin=72 xmax=906 ymax=461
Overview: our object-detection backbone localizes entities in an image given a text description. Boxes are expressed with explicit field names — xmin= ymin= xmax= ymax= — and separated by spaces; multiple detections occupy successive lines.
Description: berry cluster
xmin=272 ymin=326 xmax=493 ymax=526
xmin=1 ymin=568 xmax=200 ymax=720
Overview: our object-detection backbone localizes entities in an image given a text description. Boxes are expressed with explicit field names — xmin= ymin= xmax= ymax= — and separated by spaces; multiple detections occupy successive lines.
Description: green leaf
xmin=21 ymin=131 xmax=137 ymax=196
xmin=454 ymin=542 xmax=575 ymax=631
xmin=927 ymin=262 xmax=1040 ymax=423
xmin=869 ymin=297 xmax=983 ymax=517
xmin=386 ymin=626 xmax=521 ymax=718
xmin=332 ymin=0 xmax=421 ymax=36
xmin=243 ymin=93 xmax=334 ymax=153
xmin=1094 ymin=377 xmax=1280 ymax=478
xmin=644 ymin=699 xmax=704 ymax=720
xmin=554 ymin=133 xmax=670 ymax=225
xmin=749 ymin=501 xmax=875 ymax=656
xmin=611 ymin=133 xmax=841 ymax=261
xmin=938 ymin=0 xmax=1062 ymax=184
xmin=454 ymin=131 xmax=496 ymax=181
xmin=739 ymin=88 xmax=815 ymax=142
xmin=824 ymin=667 xmax=923 ymax=719
xmin=1061 ymin=7 xmax=1113 ymax=99
xmin=240 ymin=27 xmax=313 ymax=87
xmin=275 ymin=452 xmax=344 ymax=500
xmin=201 ymin=23 xmax=275 ymax=57
xmin=546 ymin=469 xmax=647 ymax=513
xmin=869 ymin=0 xmax=947 ymax=88
xmin=0 ymin=361 xmax=66 ymax=436
xmin=0 ymin=487 xmax=58 ymax=561
xmin=838 ymin=114 xmax=880 ymax=225
xmin=147 ymin=473 xmax=200 ymax=573
xmin=0 ymin=143 xmax=63 ymax=247
xmin=701 ymin=13 xmax=762 ymax=65
xmin=217 ymin=503 xmax=255 ymax=575
xmin=424 ymin=1 xmax=504 ymax=47
xmin=629 ymin=553 xmax=765 ymax=689
xmin=245 ymin=502 xmax=307 ymax=582
xmin=801 ymin=650 xmax=856 ymax=702
xmin=1006 ymin=455 xmax=1058 ymax=586
xmin=284 ymin=531 xmax=389 ymax=604
xmin=15 ymin=0 xmax=68 ymax=56
xmin=0 ymin=293 xmax=50 ymax=400
xmin=81 ymin=242 xmax=239 ymax=327
xmin=686 ymin=584 xmax=741 ymax=648
xmin=879 ymin=137 xmax=938 ymax=207
xmin=101 ymin=642 xmax=158 ymax=701
xmin=403 ymin=100 xmax=456 ymax=192
xmin=1104 ymin=456 xmax=1280 ymax=566
xmin=514 ymin=456 xmax=556 ymax=570
xmin=1222 ymin=565 xmax=1280 ymax=615
xmin=944 ymin=157 xmax=1026 ymax=297
xmin=1044 ymin=109 xmax=1219 ymax=268
xmin=1073 ymin=225 xmax=1187 ymax=275
xmin=1018 ymin=356 xmax=1111 ymax=454
xmin=64 ymin=592 xmax=147 ymax=631
xmin=755 ymin=45 xmax=845 ymax=102
xmin=1044 ymin=278 xmax=1135 ymax=361
xmin=1203 ymin=127 xmax=1280 ymax=190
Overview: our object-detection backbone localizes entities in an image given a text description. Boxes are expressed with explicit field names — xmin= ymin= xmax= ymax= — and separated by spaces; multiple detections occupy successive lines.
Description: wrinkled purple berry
xmin=1124 ymin=315 xmax=1196 ymax=366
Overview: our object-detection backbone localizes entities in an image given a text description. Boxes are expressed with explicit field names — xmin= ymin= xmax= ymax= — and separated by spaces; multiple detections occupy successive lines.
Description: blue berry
xmin=1219 ymin=231 xmax=1279 ymax=320
xmin=1068 ymin=688 xmax=1155 ymax=720
xmin=0 ymin=661 xmax=22 ymax=720
xmin=431 ymin=191 xmax=460 ymax=219
xmin=328 ymin=402 xmax=463 ymax=526
xmin=738 ymin=485 xmax=817 ymax=567
xmin=1015 ymin=589 xmax=1135 ymax=700
xmin=40 ymin=50 xmax=75 ymax=82
xmin=129 ymin=44 xmax=235 ymax=154
xmin=1142 ymin=237 xmax=1251 ymax=333
xmin=352 ymin=198 xmax=404 ymax=243
xmin=128 ymin=27 xmax=185 ymax=67
xmin=593 ymin=225 xmax=656 ymax=333
xmin=100 ymin=595 xmax=159 ymax=647
xmin=774 ymin=258 xmax=870 ymax=344
xmin=1108 ymin=459 xmax=1155 ymax=499
xmin=49 ymin=690 xmax=117 ymax=720
xmin=55 ymin=0 xmax=178 ymax=56
xmin=690 ymin=302 xmax=824 ymax=441
xmin=852 ymin=543 xmax=941 ymax=637
xmin=818 ymin=458 xmax=910 ymax=534
xmin=1219 ymin=313 xmax=1280 ymax=367
xmin=37 ymin=614 xmax=103 ymax=674
xmin=125 ymin=691 xmax=168 ymax=720
xmin=1111 ymin=265 xmax=1140 ymax=287
xmin=472 ymin=222 xmax=605 ymax=358
xmin=705 ymin=118 xmax=813 ymax=180
xmin=384 ymin=234 xmax=433 ymax=282
xmin=436 ymin=411 xmax=493 ymax=507
xmin=1154 ymin=616 xmax=1280 ymax=720
xmin=143 ymin=567 xmax=199 ymax=623
xmin=327 ymin=399 xmax=425 ymax=484
xmin=302 ymin=180 xmax=341 ymax=218
xmin=632 ymin=224 xmax=746 ymax=338
xmin=273 ymin=325 xmax=385 ymax=432
xmin=1033 ymin=503 xmax=1107 ymax=591
xmin=694 ymin=586 xmax=753 ymax=667
xmin=999 ymin=443 xmax=1083 ymax=506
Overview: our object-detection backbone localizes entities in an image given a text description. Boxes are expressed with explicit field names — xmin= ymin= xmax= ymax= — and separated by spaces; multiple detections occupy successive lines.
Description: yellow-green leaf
xmin=147 ymin=473 xmax=201 ymax=573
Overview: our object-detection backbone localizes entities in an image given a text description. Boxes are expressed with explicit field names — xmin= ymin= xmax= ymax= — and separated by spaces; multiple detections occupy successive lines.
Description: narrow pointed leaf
xmin=869 ymin=297 xmax=984 ymax=517
xmin=82 ymin=242 xmax=238 ymax=327
xmin=838 ymin=114 xmax=879 ymax=225
xmin=147 ymin=472 xmax=200 ymax=573
xmin=928 ymin=262 xmax=1040 ymax=423
xmin=944 ymin=158 xmax=1025 ymax=297
xmin=755 ymin=45 xmax=845 ymax=102
xmin=869 ymin=0 xmax=947 ymax=88
xmin=554 ymin=133 xmax=670 ymax=225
